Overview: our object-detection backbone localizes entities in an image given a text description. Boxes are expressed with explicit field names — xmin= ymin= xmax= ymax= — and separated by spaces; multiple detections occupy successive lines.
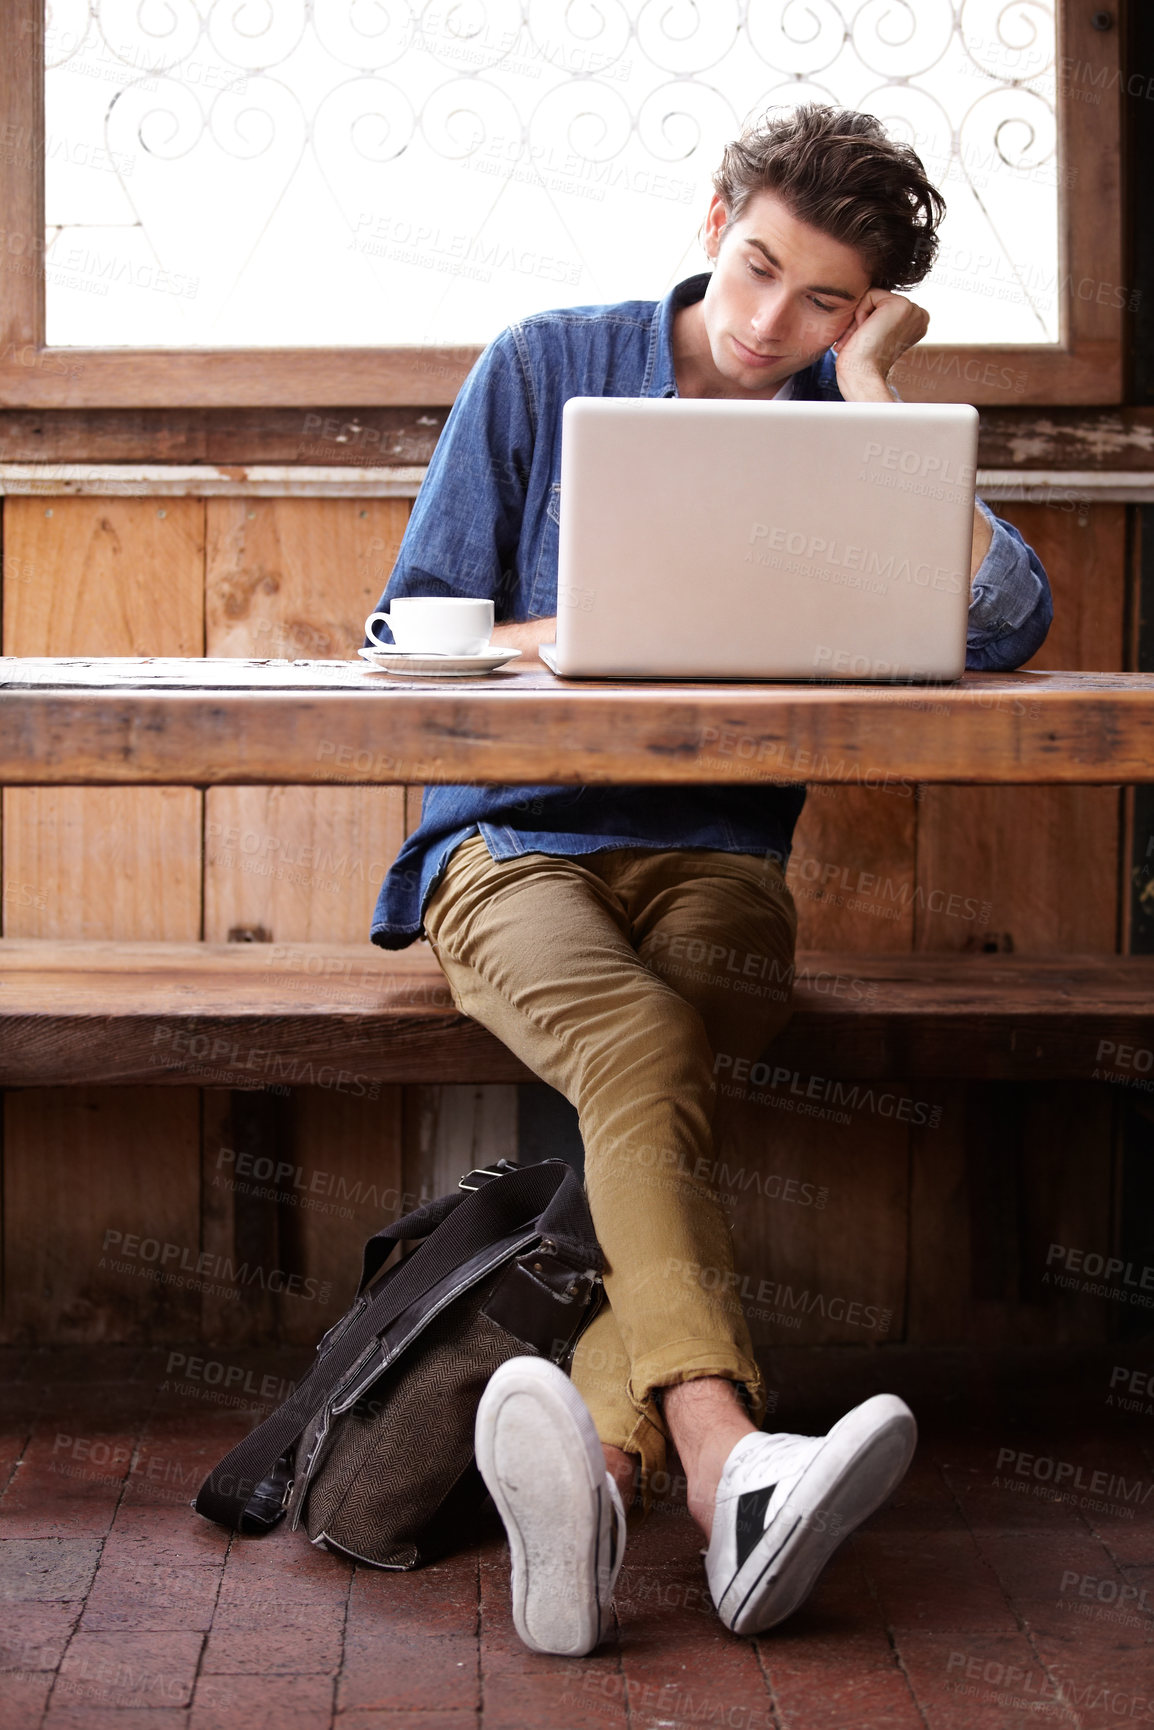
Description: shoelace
xmin=731 ymin=1430 xmax=822 ymax=1510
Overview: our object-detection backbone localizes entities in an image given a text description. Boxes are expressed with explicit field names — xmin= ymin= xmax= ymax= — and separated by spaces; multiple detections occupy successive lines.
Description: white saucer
xmin=358 ymin=645 xmax=522 ymax=678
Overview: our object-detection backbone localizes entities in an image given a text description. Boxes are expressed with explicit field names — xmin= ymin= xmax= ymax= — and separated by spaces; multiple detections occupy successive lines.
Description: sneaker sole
xmin=474 ymin=1357 xmax=614 ymax=1657
xmin=718 ymin=1393 xmax=916 ymax=1636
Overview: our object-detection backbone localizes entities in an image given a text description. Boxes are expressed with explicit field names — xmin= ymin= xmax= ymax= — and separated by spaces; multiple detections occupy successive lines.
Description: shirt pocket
xmin=527 ymin=482 xmax=561 ymax=618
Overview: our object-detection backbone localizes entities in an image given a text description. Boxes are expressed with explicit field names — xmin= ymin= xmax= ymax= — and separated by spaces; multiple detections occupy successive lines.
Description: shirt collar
xmin=645 ymin=272 xmax=711 ymax=397
xmin=645 ymin=271 xmax=821 ymax=401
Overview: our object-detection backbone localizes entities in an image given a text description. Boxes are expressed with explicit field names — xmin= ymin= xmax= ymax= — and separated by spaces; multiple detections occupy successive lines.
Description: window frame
xmin=0 ymin=0 xmax=1126 ymax=411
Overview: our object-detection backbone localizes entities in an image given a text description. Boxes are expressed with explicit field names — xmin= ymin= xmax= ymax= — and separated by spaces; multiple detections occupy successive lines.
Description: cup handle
xmin=365 ymin=612 xmax=393 ymax=646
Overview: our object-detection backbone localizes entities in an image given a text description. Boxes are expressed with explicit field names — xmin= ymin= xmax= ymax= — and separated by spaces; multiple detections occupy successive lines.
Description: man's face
xmin=699 ymin=189 xmax=873 ymax=394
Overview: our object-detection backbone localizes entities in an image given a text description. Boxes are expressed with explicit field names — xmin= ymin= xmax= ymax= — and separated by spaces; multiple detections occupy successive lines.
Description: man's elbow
xmin=965 ymin=589 xmax=1052 ymax=673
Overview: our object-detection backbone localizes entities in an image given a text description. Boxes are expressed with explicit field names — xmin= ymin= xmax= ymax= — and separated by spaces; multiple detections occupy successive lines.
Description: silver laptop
xmin=539 ymin=397 xmax=978 ymax=681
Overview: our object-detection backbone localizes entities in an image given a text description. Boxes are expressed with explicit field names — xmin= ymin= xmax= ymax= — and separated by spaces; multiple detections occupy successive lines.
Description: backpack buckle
xmin=457 ymin=1158 xmax=521 ymax=1192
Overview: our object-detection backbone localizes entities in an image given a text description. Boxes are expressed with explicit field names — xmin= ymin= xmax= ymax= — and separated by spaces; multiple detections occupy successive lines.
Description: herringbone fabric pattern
xmin=302 ymin=1273 xmax=532 ymax=1568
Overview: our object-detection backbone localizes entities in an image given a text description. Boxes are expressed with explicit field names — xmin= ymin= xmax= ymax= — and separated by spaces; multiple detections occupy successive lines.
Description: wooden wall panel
xmin=2 ymin=499 xmax=205 ymax=655
xmin=271 ymin=1087 xmax=405 ymax=1346
xmin=205 ymin=497 xmax=407 ymax=658
xmin=204 ymin=785 xmax=405 ymax=943
xmin=1012 ymin=503 xmax=1132 ymax=675
xmin=788 ymin=786 xmax=916 ymax=953
xmin=1 ymin=498 xmax=205 ymax=943
xmin=197 ymin=1086 xmax=405 ymax=1347
xmin=203 ymin=497 xmax=411 ymax=944
xmin=722 ymin=1095 xmax=909 ymax=1346
xmin=907 ymin=1082 xmax=1115 ymax=1345
xmin=402 ymin=1084 xmax=520 ymax=1205
xmin=4 ymin=786 xmax=201 ymax=940
xmin=2 ymin=1087 xmax=202 ymax=1342
xmin=0 ymin=497 xmax=205 ymax=1343
xmin=914 ymin=504 xmax=1127 ymax=955
xmin=905 ymin=504 xmax=1126 ymax=1340
xmin=199 ymin=1090 xmax=276 ymax=1349
xmin=913 ymin=783 xmax=1119 ymax=953
xmin=200 ymin=498 xmax=413 ymax=1343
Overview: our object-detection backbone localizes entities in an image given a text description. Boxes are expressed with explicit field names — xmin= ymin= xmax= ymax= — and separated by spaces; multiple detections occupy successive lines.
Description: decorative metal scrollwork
xmin=43 ymin=0 xmax=1059 ymax=346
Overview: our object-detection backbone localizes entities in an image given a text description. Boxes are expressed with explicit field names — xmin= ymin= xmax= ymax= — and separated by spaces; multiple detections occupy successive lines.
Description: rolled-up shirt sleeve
xmin=965 ymin=499 xmax=1053 ymax=671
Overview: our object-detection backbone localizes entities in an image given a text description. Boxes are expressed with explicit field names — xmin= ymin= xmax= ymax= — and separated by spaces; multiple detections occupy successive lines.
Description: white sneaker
xmin=705 ymin=1392 xmax=916 ymax=1636
xmin=475 ymin=1356 xmax=626 ymax=1657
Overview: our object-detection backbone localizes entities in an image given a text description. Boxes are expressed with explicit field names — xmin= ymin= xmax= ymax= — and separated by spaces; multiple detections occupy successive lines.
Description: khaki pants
xmin=423 ymin=835 xmax=797 ymax=1486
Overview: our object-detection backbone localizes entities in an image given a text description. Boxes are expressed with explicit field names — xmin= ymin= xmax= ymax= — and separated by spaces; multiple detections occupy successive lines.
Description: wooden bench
xmin=2 ymin=941 xmax=1151 ymax=1088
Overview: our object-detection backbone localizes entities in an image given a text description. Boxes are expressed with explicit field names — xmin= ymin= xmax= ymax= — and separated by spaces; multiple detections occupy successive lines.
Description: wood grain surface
xmin=0 ymin=498 xmax=205 ymax=1345
xmin=1 ymin=941 xmax=1149 ymax=1087
xmin=2 ymin=1086 xmax=204 ymax=1343
xmin=906 ymin=1081 xmax=1116 ymax=1347
xmin=203 ymin=497 xmax=410 ymax=942
xmin=199 ymin=496 xmax=413 ymax=1343
xmin=913 ymin=503 xmax=1128 ymax=952
xmin=0 ymin=482 xmax=1138 ymax=1350
xmin=2 ymin=661 xmax=1153 ymax=784
xmin=0 ymin=406 xmax=1149 ymax=469
xmin=0 ymin=407 xmax=448 ymax=465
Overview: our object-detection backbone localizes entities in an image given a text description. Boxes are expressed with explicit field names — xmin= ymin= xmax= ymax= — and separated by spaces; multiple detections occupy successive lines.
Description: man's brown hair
xmin=711 ymin=105 xmax=945 ymax=291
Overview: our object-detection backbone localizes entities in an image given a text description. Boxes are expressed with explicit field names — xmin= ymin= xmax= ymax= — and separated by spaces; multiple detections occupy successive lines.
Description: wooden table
xmin=2 ymin=657 xmax=1154 ymax=785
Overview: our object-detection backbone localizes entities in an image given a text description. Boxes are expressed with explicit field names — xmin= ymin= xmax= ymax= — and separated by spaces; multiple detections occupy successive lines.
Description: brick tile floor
xmin=1 ymin=1344 xmax=1151 ymax=1729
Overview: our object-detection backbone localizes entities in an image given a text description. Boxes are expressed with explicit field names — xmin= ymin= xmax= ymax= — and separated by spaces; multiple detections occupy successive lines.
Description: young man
xmin=368 ymin=106 xmax=1052 ymax=1652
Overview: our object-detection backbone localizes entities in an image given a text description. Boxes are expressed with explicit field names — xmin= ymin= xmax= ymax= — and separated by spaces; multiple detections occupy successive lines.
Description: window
xmin=0 ymin=0 xmax=1125 ymax=408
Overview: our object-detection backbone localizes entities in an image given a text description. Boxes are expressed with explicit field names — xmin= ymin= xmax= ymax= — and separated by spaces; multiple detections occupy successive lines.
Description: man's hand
xmin=833 ymin=289 xmax=930 ymax=402
xmin=490 ymin=616 xmax=558 ymax=664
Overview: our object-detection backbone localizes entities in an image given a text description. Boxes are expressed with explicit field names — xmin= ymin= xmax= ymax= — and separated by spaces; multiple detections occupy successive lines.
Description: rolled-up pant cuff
xmin=588 ymin=1343 xmax=766 ymax=1511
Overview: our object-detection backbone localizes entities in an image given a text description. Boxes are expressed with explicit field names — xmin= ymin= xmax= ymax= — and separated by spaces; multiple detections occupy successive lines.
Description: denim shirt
xmin=369 ymin=272 xmax=1052 ymax=949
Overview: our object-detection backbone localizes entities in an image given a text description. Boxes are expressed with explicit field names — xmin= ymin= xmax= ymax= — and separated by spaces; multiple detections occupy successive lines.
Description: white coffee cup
xmin=365 ymin=597 xmax=495 ymax=656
